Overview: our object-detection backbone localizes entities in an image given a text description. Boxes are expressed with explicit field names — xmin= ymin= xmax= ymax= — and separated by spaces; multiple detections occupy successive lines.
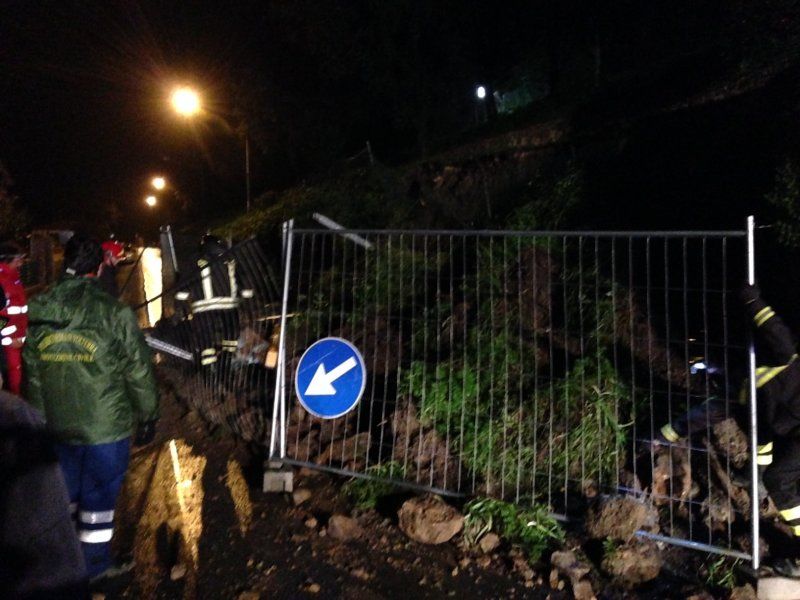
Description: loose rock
xmin=170 ymin=563 xmax=187 ymax=581
xmin=601 ymin=538 xmax=662 ymax=588
xmin=397 ymin=495 xmax=464 ymax=545
xmin=551 ymin=551 xmax=595 ymax=600
xmin=479 ymin=532 xmax=501 ymax=554
xmin=327 ymin=514 xmax=363 ymax=542
xmin=293 ymin=488 xmax=313 ymax=506
xmin=585 ymin=496 xmax=658 ymax=541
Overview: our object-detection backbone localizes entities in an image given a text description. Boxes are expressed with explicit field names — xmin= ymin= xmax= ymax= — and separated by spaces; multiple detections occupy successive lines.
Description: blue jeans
xmin=55 ymin=438 xmax=131 ymax=577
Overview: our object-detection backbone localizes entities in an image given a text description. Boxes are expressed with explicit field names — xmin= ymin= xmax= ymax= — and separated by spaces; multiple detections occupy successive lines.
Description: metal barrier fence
xmin=272 ymin=221 xmax=759 ymax=562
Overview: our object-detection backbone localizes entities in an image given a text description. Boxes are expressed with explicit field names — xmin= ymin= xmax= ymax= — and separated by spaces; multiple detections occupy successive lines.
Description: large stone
xmin=601 ymin=538 xmax=662 ymax=588
xmin=397 ymin=495 xmax=464 ymax=545
xmin=327 ymin=514 xmax=363 ymax=542
xmin=585 ymin=496 xmax=658 ymax=542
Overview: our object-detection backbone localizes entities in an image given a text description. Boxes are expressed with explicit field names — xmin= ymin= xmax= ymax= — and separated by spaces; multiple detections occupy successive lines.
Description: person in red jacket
xmin=0 ymin=242 xmax=28 ymax=394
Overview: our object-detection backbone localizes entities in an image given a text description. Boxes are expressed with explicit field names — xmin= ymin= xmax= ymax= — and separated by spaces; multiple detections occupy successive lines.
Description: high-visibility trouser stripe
xmin=201 ymin=349 xmax=216 ymax=356
xmin=222 ymin=340 xmax=238 ymax=352
xmin=660 ymin=423 xmax=681 ymax=442
xmin=201 ymin=356 xmax=217 ymax=365
xmin=79 ymin=528 xmax=114 ymax=544
xmin=79 ymin=510 xmax=114 ymax=524
xmin=754 ymin=306 xmax=776 ymax=327
xmin=758 ymin=442 xmax=773 ymax=454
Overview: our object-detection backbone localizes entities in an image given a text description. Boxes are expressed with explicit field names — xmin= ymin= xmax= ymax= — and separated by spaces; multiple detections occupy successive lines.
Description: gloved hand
xmin=134 ymin=420 xmax=157 ymax=446
xmin=739 ymin=282 xmax=761 ymax=306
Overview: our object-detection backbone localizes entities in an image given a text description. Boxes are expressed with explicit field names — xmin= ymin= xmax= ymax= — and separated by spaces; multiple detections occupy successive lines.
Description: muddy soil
xmin=94 ymin=371 xmax=746 ymax=599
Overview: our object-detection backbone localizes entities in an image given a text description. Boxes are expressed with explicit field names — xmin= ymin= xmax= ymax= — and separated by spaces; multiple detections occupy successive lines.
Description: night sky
xmin=0 ymin=1 xmax=530 ymax=235
xmin=1 ymin=2 xmax=798 ymax=238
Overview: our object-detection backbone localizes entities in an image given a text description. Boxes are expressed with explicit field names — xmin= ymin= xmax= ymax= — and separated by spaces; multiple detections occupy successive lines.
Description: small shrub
xmin=342 ymin=462 xmax=404 ymax=509
xmin=463 ymin=497 xmax=564 ymax=563
xmin=704 ymin=556 xmax=740 ymax=591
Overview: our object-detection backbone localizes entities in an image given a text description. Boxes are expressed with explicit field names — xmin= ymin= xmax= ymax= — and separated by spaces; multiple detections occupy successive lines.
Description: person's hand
xmin=134 ymin=420 xmax=157 ymax=446
xmin=739 ymin=282 xmax=761 ymax=305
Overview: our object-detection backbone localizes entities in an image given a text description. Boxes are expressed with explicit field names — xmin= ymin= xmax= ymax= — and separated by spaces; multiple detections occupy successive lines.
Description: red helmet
xmin=101 ymin=240 xmax=125 ymax=259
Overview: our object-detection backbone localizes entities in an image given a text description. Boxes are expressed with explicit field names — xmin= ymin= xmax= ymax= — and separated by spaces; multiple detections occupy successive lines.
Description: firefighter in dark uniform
xmin=175 ymin=235 xmax=253 ymax=380
xmin=740 ymin=283 xmax=800 ymax=576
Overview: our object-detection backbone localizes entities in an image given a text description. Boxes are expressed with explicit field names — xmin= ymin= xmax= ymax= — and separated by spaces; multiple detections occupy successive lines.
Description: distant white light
xmin=145 ymin=195 xmax=157 ymax=207
xmin=152 ymin=176 xmax=166 ymax=190
xmin=690 ymin=361 xmax=707 ymax=374
xmin=476 ymin=85 xmax=487 ymax=100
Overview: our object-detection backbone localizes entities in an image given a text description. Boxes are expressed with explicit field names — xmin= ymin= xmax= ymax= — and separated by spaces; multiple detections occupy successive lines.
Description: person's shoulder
xmin=0 ymin=391 xmax=45 ymax=428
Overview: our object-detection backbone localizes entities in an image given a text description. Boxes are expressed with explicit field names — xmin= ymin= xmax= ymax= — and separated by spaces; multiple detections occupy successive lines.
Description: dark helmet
xmin=63 ymin=233 xmax=102 ymax=276
xmin=200 ymin=234 xmax=227 ymax=260
xmin=0 ymin=241 xmax=25 ymax=262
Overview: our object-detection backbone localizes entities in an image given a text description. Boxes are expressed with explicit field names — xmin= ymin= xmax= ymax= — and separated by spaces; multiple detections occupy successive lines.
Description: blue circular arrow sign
xmin=295 ymin=337 xmax=367 ymax=419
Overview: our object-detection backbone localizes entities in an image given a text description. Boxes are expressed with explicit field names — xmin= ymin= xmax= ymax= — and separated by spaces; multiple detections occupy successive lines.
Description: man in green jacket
xmin=23 ymin=233 xmax=159 ymax=581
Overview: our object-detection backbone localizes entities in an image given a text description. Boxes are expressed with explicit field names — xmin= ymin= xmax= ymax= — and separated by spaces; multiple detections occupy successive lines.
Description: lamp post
xmin=168 ymin=86 xmax=251 ymax=212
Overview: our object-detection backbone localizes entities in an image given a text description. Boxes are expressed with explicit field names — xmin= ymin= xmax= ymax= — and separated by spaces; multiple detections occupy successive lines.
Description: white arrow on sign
xmin=304 ymin=356 xmax=358 ymax=395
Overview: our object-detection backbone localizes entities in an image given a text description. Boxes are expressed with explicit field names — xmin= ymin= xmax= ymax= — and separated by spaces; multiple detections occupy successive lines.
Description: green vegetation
xmin=602 ymin=537 xmax=621 ymax=562
xmin=463 ymin=497 xmax=564 ymax=563
xmin=766 ymin=159 xmax=800 ymax=250
xmin=342 ymin=462 xmax=404 ymax=509
xmin=703 ymin=556 xmax=741 ymax=591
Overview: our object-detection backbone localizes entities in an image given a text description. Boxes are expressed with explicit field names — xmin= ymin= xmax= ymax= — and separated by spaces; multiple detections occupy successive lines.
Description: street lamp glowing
xmin=171 ymin=87 xmax=201 ymax=117
xmin=151 ymin=176 xmax=166 ymax=190
xmin=475 ymin=85 xmax=487 ymax=100
xmin=145 ymin=195 xmax=157 ymax=207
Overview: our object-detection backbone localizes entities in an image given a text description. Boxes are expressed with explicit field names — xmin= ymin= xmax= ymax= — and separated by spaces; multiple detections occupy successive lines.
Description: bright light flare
xmin=152 ymin=176 xmax=166 ymax=190
xmin=171 ymin=87 xmax=201 ymax=117
xmin=145 ymin=195 xmax=157 ymax=207
xmin=476 ymin=85 xmax=487 ymax=100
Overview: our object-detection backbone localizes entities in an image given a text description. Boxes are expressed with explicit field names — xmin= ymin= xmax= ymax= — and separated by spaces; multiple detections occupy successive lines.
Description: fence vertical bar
xmin=272 ymin=219 xmax=294 ymax=458
xmin=747 ymin=215 xmax=760 ymax=570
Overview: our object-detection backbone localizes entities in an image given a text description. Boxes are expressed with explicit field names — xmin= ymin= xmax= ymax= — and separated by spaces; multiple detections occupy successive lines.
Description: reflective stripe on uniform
xmin=222 ymin=340 xmax=238 ymax=351
xmin=79 ymin=528 xmax=114 ymax=543
xmin=201 ymin=356 xmax=217 ymax=365
xmin=758 ymin=442 xmax=773 ymax=455
xmin=755 ymin=361 xmax=794 ymax=388
xmin=241 ymin=289 xmax=254 ymax=298
xmin=0 ymin=324 xmax=17 ymax=336
xmin=754 ymin=306 xmax=776 ymax=327
xmin=200 ymin=265 xmax=214 ymax=300
xmin=1 ymin=338 xmax=11 ymax=346
xmin=79 ymin=510 xmax=114 ymax=524
xmin=190 ymin=298 xmax=239 ymax=313
xmin=781 ymin=505 xmax=800 ymax=522
xmin=757 ymin=454 xmax=773 ymax=465
xmin=6 ymin=305 xmax=27 ymax=315
xmin=175 ymin=291 xmax=190 ymax=301
xmin=660 ymin=423 xmax=681 ymax=442
xmin=792 ymin=525 xmax=800 ymax=537
xmin=201 ymin=348 xmax=216 ymax=357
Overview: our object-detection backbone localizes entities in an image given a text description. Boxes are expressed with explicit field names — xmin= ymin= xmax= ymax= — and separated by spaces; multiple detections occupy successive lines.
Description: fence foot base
xmin=759 ymin=576 xmax=800 ymax=599
xmin=262 ymin=460 xmax=294 ymax=493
